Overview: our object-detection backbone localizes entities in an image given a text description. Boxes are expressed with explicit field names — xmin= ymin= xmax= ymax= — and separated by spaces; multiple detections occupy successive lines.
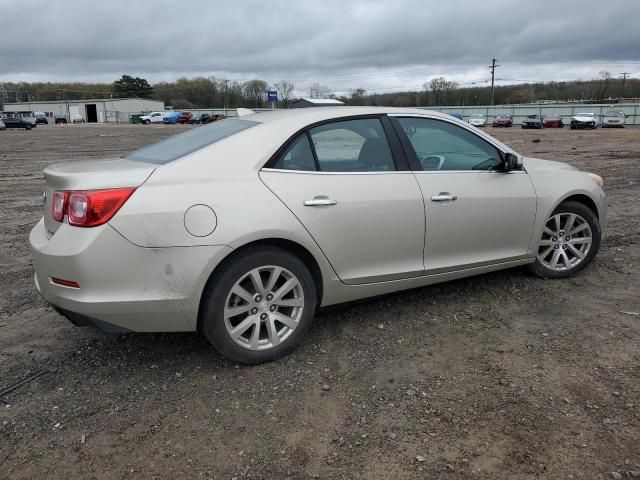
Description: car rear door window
xmin=396 ymin=117 xmax=502 ymax=171
xmin=272 ymin=134 xmax=317 ymax=171
xmin=309 ymin=118 xmax=396 ymax=172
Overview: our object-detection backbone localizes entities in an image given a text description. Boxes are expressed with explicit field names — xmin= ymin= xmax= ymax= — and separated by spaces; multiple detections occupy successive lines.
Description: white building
xmin=1 ymin=98 xmax=165 ymax=123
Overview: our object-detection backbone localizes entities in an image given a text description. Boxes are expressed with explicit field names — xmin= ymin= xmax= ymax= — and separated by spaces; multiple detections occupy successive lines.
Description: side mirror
xmin=504 ymin=152 xmax=523 ymax=171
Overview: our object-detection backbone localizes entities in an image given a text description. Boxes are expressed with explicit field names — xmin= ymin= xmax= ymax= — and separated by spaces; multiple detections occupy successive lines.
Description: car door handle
xmin=303 ymin=198 xmax=337 ymax=207
xmin=431 ymin=194 xmax=458 ymax=202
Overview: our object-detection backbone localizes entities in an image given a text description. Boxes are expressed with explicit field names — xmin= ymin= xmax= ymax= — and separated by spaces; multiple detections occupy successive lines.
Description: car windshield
xmin=526 ymin=115 xmax=539 ymax=119
xmin=605 ymin=111 xmax=624 ymax=117
xmin=470 ymin=115 xmax=484 ymax=119
xmin=576 ymin=113 xmax=595 ymax=117
xmin=128 ymin=119 xmax=259 ymax=164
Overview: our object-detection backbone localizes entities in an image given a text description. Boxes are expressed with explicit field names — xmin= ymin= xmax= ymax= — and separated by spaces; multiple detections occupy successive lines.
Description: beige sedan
xmin=30 ymin=107 xmax=606 ymax=364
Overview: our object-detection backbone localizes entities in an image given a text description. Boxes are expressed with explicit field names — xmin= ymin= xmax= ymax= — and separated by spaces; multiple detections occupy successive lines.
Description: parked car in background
xmin=54 ymin=115 xmax=67 ymax=124
xmin=449 ymin=112 xmax=464 ymax=120
xmin=139 ymin=112 xmax=167 ymax=125
xmin=188 ymin=113 xmax=208 ymax=124
xmin=468 ymin=114 xmax=487 ymax=127
xmin=602 ymin=110 xmax=625 ymax=128
xmin=0 ymin=119 xmax=5 ymax=130
xmin=30 ymin=107 xmax=606 ymax=364
xmin=543 ymin=116 xmax=564 ymax=128
xmin=1 ymin=116 xmax=35 ymax=130
xmin=187 ymin=113 xmax=227 ymax=125
xmin=521 ymin=115 xmax=544 ymax=129
xmin=34 ymin=113 xmax=49 ymax=125
xmin=178 ymin=112 xmax=193 ymax=124
xmin=162 ymin=111 xmax=183 ymax=124
xmin=492 ymin=114 xmax=513 ymax=127
xmin=570 ymin=113 xmax=597 ymax=129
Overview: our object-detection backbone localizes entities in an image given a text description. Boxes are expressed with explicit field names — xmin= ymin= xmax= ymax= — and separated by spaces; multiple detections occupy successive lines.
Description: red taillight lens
xmin=51 ymin=191 xmax=68 ymax=222
xmin=67 ymin=188 xmax=135 ymax=227
xmin=51 ymin=188 xmax=135 ymax=227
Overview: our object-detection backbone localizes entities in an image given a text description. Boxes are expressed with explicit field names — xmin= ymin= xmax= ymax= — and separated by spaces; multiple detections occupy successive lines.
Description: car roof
xmin=246 ymin=106 xmax=464 ymax=126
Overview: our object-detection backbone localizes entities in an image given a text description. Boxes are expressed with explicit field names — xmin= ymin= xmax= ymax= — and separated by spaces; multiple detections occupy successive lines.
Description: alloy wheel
xmin=224 ymin=265 xmax=304 ymax=350
xmin=537 ymin=212 xmax=592 ymax=271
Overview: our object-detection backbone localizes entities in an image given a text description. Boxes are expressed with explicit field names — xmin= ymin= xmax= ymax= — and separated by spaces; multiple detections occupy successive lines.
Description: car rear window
xmin=128 ymin=119 xmax=259 ymax=164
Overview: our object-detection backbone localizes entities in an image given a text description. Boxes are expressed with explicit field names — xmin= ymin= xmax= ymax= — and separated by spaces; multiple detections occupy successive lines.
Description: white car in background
xmin=140 ymin=112 xmax=167 ymax=125
xmin=601 ymin=110 xmax=626 ymax=128
xmin=570 ymin=112 xmax=598 ymax=129
xmin=468 ymin=114 xmax=487 ymax=127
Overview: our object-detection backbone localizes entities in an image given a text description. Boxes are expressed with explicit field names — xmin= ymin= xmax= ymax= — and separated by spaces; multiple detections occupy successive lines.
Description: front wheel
xmin=529 ymin=201 xmax=601 ymax=279
xmin=201 ymin=247 xmax=317 ymax=364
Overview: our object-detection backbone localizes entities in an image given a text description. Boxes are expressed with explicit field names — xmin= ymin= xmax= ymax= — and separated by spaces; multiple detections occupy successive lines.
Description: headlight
xmin=586 ymin=172 xmax=604 ymax=188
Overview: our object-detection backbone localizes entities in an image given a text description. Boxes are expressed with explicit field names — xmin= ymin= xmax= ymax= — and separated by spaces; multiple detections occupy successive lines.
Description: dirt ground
xmin=0 ymin=122 xmax=639 ymax=480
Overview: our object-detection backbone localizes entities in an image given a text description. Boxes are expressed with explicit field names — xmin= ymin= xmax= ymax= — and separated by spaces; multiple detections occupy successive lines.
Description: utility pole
xmin=619 ymin=72 xmax=631 ymax=98
xmin=489 ymin=58 xmax=500 ymax=105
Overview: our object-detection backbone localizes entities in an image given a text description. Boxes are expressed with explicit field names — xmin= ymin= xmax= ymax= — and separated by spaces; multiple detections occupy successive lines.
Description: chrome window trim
xmin=260 ymin=168 xmax=415 ymax=175
xmin=261 ymin=168 xmax=527 ymax=175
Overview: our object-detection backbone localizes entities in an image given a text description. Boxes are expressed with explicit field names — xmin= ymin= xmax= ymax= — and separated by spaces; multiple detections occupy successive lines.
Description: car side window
xmin=309 ymin=118 xmax=396 ymax=172
xmin=397 ymin=117 xmax=503 ymax=171
xmin=272 ymin=134 xmax=317 ymax=171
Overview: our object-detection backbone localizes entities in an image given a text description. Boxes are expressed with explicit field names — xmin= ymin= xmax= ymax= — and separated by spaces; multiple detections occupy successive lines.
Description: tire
xmin=25 ymin=125 xmax=32 ymax=130
xmin=529 ymin=201 xmax=601 ymax=279
xmin=201 ymin=246 xmax=317 ymax=364
xmin=142 ymin=119 xmax=150 ymax=125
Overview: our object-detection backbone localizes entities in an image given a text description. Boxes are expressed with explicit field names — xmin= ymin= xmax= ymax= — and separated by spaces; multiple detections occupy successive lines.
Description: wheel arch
xmin=556 ymin=193 xmax=600 ymax=219
xmin=196 ymin=238 xmax=324 ymax=332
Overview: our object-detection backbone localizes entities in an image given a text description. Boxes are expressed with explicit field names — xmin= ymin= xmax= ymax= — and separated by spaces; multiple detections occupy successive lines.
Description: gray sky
xmin=1 ymin=0 xmax=639 ymax=96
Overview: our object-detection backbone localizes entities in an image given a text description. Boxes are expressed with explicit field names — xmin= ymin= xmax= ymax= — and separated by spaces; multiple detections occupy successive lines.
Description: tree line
xmin=1 ymin=72 xmax=638 ymax=110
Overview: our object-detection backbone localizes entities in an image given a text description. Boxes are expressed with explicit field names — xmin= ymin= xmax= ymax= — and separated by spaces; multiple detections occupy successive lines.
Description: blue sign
xmin=267 ymin=90 xmax=278 ymax=103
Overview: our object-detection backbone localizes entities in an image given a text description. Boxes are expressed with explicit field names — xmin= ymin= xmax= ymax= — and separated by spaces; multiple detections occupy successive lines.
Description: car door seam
xmin=257 ymin=172 xmax=346 ymax=284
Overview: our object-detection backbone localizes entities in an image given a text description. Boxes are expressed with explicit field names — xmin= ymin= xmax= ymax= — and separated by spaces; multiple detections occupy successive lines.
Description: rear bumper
xmin=53 ymin=306 xmax=131 ymax=333
xmin=30 ymin=218 xmax=232 ymax=332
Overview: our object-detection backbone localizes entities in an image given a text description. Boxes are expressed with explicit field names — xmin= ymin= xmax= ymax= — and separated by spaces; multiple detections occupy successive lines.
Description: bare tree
xmin=309 ymin=82 xmax=333 ymax=99
xmin=596 ymin=71 xmax=611 ymax=102
xmin=425 ymin=77 xmax=458 ymax=106
xmin=349 ymin=88 xmax=367 ymax=106
xmin=242 ymin=79 xmax=269 ymax=108
xmin=274 ymin=80 xmax=294 ymax=106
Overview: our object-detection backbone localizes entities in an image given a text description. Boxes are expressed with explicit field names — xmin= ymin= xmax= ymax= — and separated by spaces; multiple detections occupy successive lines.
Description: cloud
xmin=1 ymin=0 xmax=638 ymax=93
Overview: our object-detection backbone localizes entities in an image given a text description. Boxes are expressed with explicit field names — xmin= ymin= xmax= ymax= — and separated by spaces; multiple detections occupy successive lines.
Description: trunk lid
xmin=43 ymin=158 xmax=156 ymax=234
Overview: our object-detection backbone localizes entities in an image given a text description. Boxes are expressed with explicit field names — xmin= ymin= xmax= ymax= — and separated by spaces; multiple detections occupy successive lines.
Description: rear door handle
xmin=431 ymin=194 xmax=457 ymax=202
xmin=304 ymin=198 xmax=337 ymax=207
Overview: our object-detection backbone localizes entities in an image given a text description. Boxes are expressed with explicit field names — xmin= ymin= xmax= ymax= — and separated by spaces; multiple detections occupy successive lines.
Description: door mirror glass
xmin=504 ymin=152 xmax=523 ymax=171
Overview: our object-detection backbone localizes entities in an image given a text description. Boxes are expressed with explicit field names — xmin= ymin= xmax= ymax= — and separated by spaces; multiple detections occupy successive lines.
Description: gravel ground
xmin=0 ymin=123 xmax=639 ymax=479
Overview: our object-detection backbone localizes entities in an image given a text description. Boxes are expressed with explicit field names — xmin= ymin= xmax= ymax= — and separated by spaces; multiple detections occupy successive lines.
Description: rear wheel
xmin=529 ymin=201 xmax=601 ymax=279
xmin=201 ymin=247 xmax=317 ymax=364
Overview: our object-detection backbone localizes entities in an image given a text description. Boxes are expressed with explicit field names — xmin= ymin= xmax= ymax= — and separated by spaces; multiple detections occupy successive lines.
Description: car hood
xmin=572 ymin=115 xmax=595 ymax=121
xmin=522 ymin=157 xmax=578 ymax=172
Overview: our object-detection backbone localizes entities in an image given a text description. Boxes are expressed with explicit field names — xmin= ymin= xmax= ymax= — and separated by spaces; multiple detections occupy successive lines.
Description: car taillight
xmin=51 ymin=191 xmax=68 ymax=222
xmin=51 ymin=188 xmax=135 ymax=227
